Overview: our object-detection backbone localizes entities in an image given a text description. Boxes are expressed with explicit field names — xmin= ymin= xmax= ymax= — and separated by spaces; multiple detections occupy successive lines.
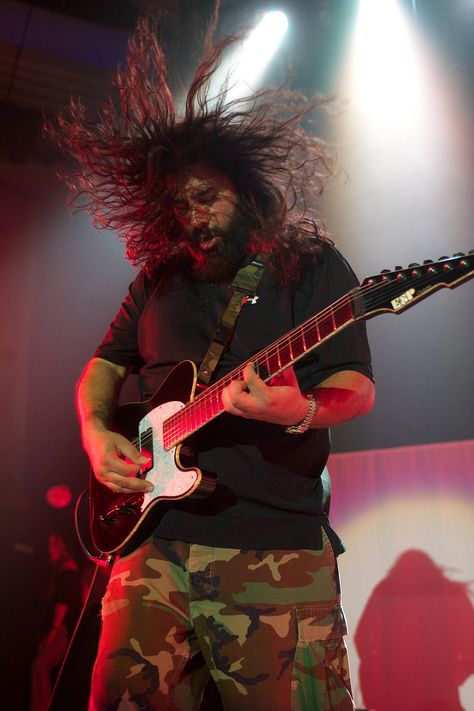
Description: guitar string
xmin=136 ymin=269 xmax=399 ymax=451
xmin=163 ymin=262 xmax=471 ymax=444
xmin=162 ymin=297 xmax=352 ymax=445
xmin=164 ymin=263 xmax=472 ymax=444
xmin=163 ymin=263 xmax=471 ymax=444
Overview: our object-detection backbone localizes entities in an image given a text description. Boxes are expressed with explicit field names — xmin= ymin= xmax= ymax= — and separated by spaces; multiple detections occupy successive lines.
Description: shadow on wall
xmin=355 ymin=549 xmax=474 ymax=711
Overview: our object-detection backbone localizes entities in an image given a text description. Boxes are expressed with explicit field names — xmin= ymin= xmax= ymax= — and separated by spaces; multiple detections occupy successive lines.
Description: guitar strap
xmin=197 ymin=254 xmax=267 ymax=385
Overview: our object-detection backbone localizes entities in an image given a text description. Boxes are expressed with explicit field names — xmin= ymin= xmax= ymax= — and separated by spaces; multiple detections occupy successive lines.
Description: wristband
xmin=285 ymin=394 xmax=320 ymax=434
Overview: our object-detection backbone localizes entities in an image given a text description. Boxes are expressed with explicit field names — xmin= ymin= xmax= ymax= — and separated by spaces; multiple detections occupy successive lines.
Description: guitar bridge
xmin=117 ymin=500 xmax=141 ymax=515
xmin=100 ymin=496 xmax=143 ymax=526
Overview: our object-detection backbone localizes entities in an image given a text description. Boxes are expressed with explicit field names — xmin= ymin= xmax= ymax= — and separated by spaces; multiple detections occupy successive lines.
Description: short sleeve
xmin=294 ymin=246 xmax=373 ymax=389
xmin=93 ymin=270 xmax=152 ymax=372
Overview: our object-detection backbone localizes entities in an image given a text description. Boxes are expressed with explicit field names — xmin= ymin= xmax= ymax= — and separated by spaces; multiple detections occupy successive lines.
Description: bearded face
xmin=167 ymin=163 xmax=255 ymax=282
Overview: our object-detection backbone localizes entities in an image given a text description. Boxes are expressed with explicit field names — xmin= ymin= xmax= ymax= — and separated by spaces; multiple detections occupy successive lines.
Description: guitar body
xmin=90 ymin=360 xmax=217 ymax=555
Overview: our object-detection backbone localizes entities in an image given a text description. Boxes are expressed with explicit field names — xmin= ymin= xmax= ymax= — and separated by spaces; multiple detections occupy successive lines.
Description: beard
xmin=181 ymin=201 xmax=256 ymax=283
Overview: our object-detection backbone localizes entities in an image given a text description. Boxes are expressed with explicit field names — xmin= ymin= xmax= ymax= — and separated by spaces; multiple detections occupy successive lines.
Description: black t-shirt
xmin=94 ymin=244 xmax=373 ymax=551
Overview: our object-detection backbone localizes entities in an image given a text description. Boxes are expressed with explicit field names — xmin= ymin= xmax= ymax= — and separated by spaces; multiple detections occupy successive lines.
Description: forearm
xmin=76 ymin=357 xmax=128 ymax=436
xmin=307 ymin=370 xmax=375 ymax=428
xmin=76 ymin=358 xmax=151 ymax=493
xmin=222 ymin=364 xmax=374 ymax=428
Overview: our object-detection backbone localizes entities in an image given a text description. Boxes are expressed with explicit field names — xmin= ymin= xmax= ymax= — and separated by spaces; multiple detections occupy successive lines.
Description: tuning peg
xmin=423 ymin=259 xmax=434 ymax=264
xmin=380 ymin=268 xmax=391 ymax=273
xmin=394 ymin=265 xmax=403 ymax=270
xmin=438 ymin=255 xmax=449 ymax=260
xmin=453 ymin=252 xmax=465 ymax=257
xmin=408 ymin=262 xmax=420 ymax=268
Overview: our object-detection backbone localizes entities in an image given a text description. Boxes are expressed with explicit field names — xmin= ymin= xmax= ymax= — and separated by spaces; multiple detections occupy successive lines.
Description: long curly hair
xmin=47 ymin=7 xmax=336 ymax=282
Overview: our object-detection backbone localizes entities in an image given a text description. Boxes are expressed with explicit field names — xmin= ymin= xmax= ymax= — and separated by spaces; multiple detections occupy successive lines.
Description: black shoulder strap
xmin=197 ymin=255 xmax=267 ymax=385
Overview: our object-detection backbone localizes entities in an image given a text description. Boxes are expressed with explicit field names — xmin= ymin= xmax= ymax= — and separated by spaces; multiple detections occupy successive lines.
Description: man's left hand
xmin=221 ymin=364 xmax=308 ymax=426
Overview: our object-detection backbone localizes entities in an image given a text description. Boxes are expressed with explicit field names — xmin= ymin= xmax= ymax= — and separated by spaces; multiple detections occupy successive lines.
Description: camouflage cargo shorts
xmin=89 ymin=532 xmax=354 ymax=711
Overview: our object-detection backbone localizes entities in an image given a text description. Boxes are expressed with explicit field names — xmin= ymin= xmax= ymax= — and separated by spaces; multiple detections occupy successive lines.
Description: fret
xmin=315 ymin=318 xmax=321 ymax=342
xmin=212 ymin=386 xmax=221 ymax=417
xmin=265 ymin=349 xmax=281 ymax=378
xmin=334 ymin=299 xmax=354 ymax=328
xmin=288 ymin=329 xmax=306 ymax=361
xmin=255 ymin=358 xmax=269 ymax=381
xmin=189 ymin=403 xmax=197 ymax=433
xmin=302 ymin=318 xmax=320 ymax=349
xmin=276 ymin=338 xmax=293 ymax=370
xmin=183 ymin=406 xmax=191 ymax=438
xmin=162 ymin=420 xmax=170 ymax=449
xmin=196 ymin=402 xmax=205 ymax=429
xmin=317 ymin=313 xmax=333 ymax=340
xmin=175 ymin=414 xmax=185 ymax=442
xmin=204 ymin=395 xmax=212 ymax=421
xmin=302 ymin=327 xmax=308 ymax=352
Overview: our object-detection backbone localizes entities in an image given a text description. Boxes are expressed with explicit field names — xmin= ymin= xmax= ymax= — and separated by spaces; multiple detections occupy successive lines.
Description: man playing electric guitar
xmin=52 ymin=18 xmax=374 ymax=711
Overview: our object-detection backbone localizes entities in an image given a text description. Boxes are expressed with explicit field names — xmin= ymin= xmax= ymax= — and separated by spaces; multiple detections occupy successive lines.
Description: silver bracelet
xmin=285 ymin=394 xmax=320 ymax=434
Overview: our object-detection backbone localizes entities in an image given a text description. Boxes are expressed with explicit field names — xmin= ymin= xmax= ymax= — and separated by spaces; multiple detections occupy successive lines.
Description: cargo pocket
xmin=291 ymin=603 xmax=354 ymax=711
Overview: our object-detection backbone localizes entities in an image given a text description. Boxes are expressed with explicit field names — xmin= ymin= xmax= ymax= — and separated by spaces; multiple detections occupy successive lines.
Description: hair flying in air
xmin=46 ymin=5 xmax=336 ymax=281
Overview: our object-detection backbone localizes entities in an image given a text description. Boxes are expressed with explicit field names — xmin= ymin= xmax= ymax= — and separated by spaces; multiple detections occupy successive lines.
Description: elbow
xmin=358 ymin=379 xmax=375 ymax=416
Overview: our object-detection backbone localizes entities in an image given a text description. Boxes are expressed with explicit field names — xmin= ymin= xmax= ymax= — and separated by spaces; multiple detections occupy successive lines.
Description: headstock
xmin=357 ymin=252 xmax=473 ymax=317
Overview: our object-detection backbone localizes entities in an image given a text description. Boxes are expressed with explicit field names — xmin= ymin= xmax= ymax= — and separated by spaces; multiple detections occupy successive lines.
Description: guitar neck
xmin=162 ymin=252 xmax=473 ymax=450
xmin=162 ymin=292 xmax=356 ymax=449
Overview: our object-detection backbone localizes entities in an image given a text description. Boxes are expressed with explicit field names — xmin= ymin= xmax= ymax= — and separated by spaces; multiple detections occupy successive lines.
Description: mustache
xmin=170 ymin=226 xmax=227 ymax=255
xmin=191 ymin=225 xmax=226 ymax=242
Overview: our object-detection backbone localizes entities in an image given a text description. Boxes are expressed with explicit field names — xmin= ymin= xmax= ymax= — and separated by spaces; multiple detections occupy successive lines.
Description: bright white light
xmin=351 ymin=0 xmax=424 ymax=117
xmin=236 ymin=11 xmax=289 ymax=82
xmin=211 ymin=11 xmax=288 ymax=101
xmin=327 ymin=0 xmax=472 ymax=268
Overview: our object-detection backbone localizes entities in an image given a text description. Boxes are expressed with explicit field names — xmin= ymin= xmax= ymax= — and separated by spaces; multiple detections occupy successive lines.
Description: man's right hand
xmin=84 ymin=426 xmax=154 ymax=494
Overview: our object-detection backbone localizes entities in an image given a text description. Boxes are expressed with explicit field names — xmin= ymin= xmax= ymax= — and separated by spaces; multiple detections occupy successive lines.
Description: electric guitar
xmin=89 ymin=252 xmax=473 ymax=556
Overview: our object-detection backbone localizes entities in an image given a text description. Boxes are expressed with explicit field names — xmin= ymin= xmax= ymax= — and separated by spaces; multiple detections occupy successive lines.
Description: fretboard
xmin=158 ymin=251 xmax=473 ymax=450
xmin=162 ymin=292 xmax=355 ymax=449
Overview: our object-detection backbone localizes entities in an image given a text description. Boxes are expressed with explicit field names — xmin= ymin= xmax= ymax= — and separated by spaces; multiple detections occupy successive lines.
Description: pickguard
xmin=138 ymin=400 xmax=199 ymax=512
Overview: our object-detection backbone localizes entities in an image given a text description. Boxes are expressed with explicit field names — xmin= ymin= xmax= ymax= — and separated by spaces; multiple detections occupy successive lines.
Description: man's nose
xmin=189 ymin=205 xmax=209 ymax=227
xmin=187 ymin=203 xmax=209 ymax=227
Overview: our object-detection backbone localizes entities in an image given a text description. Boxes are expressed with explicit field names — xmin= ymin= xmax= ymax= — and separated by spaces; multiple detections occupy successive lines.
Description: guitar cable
xmin=47 ymin=492 xmax=114 ymax=709
xmin=74 ymin=488 xmax=115 ymax=566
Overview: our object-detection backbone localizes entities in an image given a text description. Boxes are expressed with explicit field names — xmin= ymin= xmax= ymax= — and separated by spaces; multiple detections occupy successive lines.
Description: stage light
xmin=239 ymin=10 xmax=289 ymax=77
xmin=351 ymin=0 xmax=424 ymax=117
xmin=46 ymin=484 xmax=72 ymax=509
xmin=211 ymin=10 xmax=289 ymax=101
xmin=326 ymin=0 xmax=471 ymax=264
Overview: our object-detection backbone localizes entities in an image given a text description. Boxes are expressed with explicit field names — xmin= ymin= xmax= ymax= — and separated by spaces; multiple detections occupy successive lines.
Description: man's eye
xmin=197 ymin=190 xmax=217 ymax=204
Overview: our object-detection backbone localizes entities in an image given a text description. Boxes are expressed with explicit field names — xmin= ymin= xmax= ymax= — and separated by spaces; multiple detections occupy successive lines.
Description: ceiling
xmin=0 ymin=0 xmax=472 ymax=162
